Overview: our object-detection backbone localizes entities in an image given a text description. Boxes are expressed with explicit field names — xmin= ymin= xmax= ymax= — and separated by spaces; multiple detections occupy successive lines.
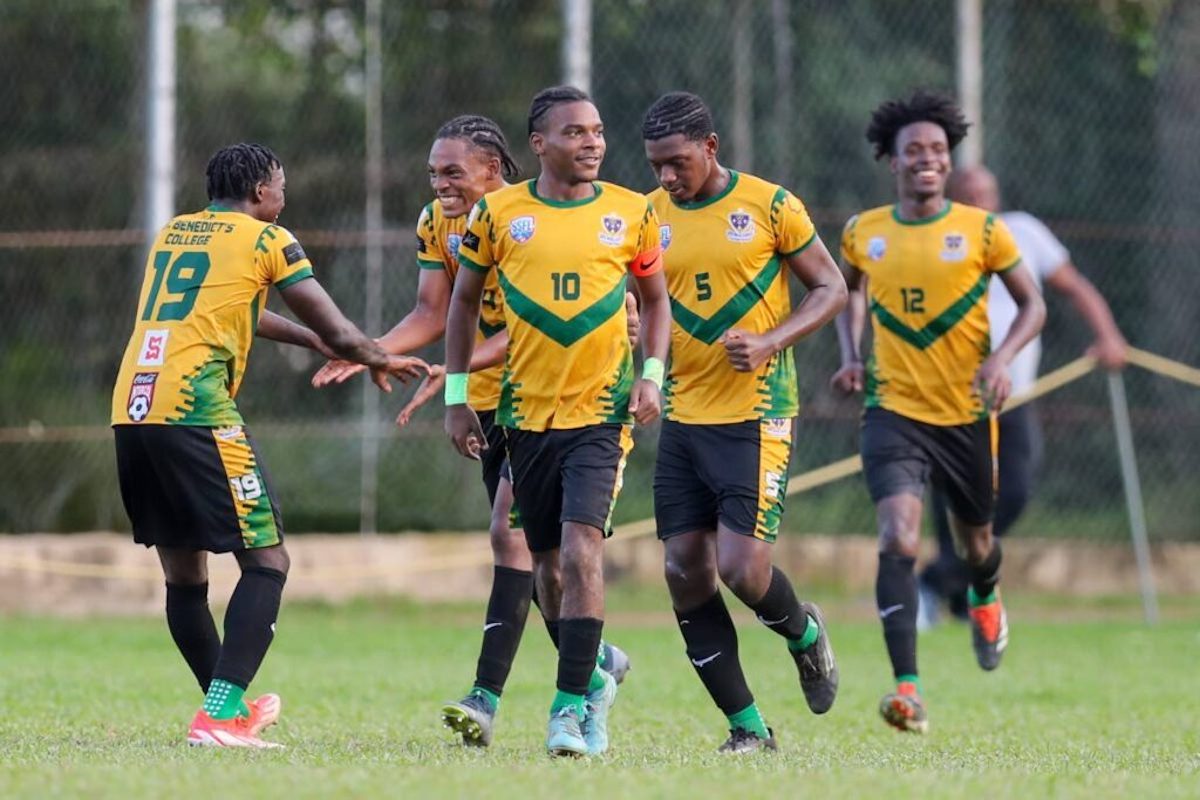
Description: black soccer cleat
xmin=441 ymin=690 xmax=496 ymax=747
xmin=718 ymin=726 xmax=778 ymax=754
xmin=792 ymin=602 xmax=839 ymax=714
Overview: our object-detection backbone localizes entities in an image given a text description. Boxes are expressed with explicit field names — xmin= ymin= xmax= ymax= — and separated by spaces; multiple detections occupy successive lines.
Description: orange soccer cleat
xmin=968 ymin=592 xmax=1009 ymax=671
xmin=244 ymin=693 xmax=282 ymax=737
xmin=187 ymin=708 xmax=282 ymax=749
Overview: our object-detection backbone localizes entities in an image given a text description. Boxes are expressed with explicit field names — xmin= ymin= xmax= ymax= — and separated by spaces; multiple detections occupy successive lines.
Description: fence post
xmin=1106 ymin=371 xmax=1159 ymax=624
xmin=359 ymin=0 xmax=384 ymax=536
xmin=956 ymin=0 xmax=983 ymax=167
xmin=562 ymin=0 xmax=592 ymax=93
xmin=144 ymin=0 xmax=176 ymax=244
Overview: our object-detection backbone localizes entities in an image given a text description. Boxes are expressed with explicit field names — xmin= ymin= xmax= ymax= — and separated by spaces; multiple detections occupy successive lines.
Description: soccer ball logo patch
xmin=126 ymin=372 xmax=157 ymax=422
xmin=726 ymin=209 xmax=755 ymax=242
xmin=599 ymin=214 xmax=626 ymax=246
xmin=510 ymin=216 xmax=535 ymax=244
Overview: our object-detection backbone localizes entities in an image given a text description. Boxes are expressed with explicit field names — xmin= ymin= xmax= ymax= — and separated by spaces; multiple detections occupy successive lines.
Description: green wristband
xmin=444 ymin=373 xmax=469 ymax=405
xmin=641 ymin=357 xmax=665 ymax=390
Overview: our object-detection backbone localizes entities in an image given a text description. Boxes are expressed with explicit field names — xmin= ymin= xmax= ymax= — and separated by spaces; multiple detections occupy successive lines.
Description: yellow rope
xmin=2 ymin=348 xmax=1196 ymax=581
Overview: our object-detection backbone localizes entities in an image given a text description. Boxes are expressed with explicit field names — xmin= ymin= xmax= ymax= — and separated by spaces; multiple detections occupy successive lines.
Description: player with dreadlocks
xmin=312 ymin=114 xmax=633 ymax=748
xmin=112 ymin=142 xmax=428 ymax=748
xmin=642 ymin=91 xmax=846 ymax=753
xmin=830 ymin=91 xmax=1044 ymax=733
xmin=445 ymin=86 xmax=671 ymax=757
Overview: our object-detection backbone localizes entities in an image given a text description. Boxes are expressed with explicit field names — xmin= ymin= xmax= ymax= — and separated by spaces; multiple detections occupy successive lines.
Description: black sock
xmin=544 ymin=618 xmax=561 ymax=650
xmin=473 ymin=566 xmax=534 ymax=696
xmin=211 ymin=566 xmax=286 ymax=689
xmin=748 ymin=566 xmax=810 ymax=640
xmin=968 ymin=541 xmax=1002 ymax=601
xmin=556 ymin=618 xmax=603 ymax=696
xmin=876 ymin=553 xmax=918 ymax=679
xmin=675 ymin=592 xmax=754 ymax=716
xmin=165 ymin=582 xmax=221 ymax=693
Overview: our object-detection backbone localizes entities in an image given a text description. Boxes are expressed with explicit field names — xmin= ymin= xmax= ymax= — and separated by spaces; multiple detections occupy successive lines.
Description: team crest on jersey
xmin=660 ymin=224 xmax=673 ymax=251
xmin=599 ymin=214 xmax=626 ymax=246
xmin=867 ymin=236 xmax=887 ymax=261
xmin=941 ymin=232 xmax=967 ymax=262
xmin=726 ymin=209 xmax=755 ymax=242
xmin=136 ymin=329 xmax=169 ymax=367
xmin=447 ymin=233 xmax=463 ymax=260
xmin=215 ymin=425 xmax=243 ymax=441
xmin=126 ymin=372 xmax=157 ymax=422
xmin=764 ymin=418 xmax=792 ymax=438
xmin=510 ymin=216 xmax=536 ymax=244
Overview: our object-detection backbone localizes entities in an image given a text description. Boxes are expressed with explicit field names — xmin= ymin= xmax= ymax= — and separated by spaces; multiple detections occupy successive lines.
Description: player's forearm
xmin=256 ymin=310 xmax=321 ymax=350
xmin=470 ymin=331 xmax=507 ymax=372
xmin=992 ymin=293 xmax=1047 ymax=365
xmin=637 ymin=287 xmax=671 ymax=364
xmin=375 ymin=305 xmax=446 ymax=355
xmin=769 ymin=280 xmax=848 ymax=352
xmin=444 ymin=293 xmax=482 ymax=374
xmin=323 ymin=325 xmax=390 ymax=368
xmin=835 ymin=290 xmax=867 ymax=364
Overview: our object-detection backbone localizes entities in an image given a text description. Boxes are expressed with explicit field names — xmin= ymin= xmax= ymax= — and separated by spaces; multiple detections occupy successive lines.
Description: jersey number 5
xmin=142 ymin=251 xmax=211 ymax=322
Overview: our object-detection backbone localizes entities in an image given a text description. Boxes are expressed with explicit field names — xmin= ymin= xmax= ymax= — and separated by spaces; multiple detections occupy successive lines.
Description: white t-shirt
xmin=990 ymin=210 xmax=1069 ymax=394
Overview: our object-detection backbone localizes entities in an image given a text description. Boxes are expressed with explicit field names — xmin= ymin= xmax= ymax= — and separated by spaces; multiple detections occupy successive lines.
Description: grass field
xmin=1 ymin=590 xmax=1197 ymax=799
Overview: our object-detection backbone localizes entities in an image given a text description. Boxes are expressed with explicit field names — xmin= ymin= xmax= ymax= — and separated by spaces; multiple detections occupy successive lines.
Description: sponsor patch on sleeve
xmin=282 ymin=241 xmax=307 ymax=265
xmin=461 ymin=231 xmax=481 ymax=251
xmin=136 ymin=329 xmax=169 ymax=366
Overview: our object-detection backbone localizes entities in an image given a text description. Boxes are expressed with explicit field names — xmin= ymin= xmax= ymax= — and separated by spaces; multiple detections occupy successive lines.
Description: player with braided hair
xmin=312 ymin=115 xmax=633 ymax=748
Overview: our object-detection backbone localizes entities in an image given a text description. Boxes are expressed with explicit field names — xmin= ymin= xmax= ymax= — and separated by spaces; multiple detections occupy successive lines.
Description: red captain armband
xmin=629 ymin=246 xmax=663 ymax=278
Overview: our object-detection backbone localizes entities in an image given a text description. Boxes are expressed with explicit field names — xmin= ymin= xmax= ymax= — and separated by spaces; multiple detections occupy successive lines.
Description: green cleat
xmin=581 ymin=670 xmax=618 ymax=755
xmin=441 ymin=690 xmax=496 ymax=747
xmin=718 ymin=727 xmax=778 ymax=754
xmin=546 ymin=706 xmax=588 ymax=758
xmin=792 ymin=602 xmax=839 ymax=714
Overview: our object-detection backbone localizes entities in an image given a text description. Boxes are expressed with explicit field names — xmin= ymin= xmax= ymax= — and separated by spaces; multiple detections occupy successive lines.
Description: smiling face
xmin=530 ymin=100 xmax=605 ymax=185
xmin=252 ymin=165 xmax=286 ymax=223
xmin=428 ymin=137 xmax=499 ymax=219
xmin=644 ymin=132 xmax=718 ymax=203
xmin=891 ymin=121 xmax=952 ymax=204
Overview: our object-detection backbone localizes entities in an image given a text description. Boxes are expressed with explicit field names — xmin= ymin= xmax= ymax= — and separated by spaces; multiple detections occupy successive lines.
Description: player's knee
xmin=716 ymin=553 xmax=764 ymax=600
xmin=238 ymin=544 xmax=290 ymax=576
xmin=877 ymin=525 xmax=920 ymax=558
xmin=489 ymin=519 xmax=529 ymax=566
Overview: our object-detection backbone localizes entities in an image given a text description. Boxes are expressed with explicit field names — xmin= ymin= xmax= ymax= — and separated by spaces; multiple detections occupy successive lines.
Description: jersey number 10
xmin=141 ymin=251 xmax=212 ymax=322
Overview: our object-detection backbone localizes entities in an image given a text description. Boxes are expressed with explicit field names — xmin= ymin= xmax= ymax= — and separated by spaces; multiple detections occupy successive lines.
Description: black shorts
xmin=860 ymin=407 xmax=995 ymax=526
xmin=477 ymin=410 xmax=510 ymax=507
xmin=504 ymin=424 xmax=633 ymax=553
xmin=114 ymin=424 xmax=284 ymax=552
xmin=654 ymin=418 xmax=793 ymax=543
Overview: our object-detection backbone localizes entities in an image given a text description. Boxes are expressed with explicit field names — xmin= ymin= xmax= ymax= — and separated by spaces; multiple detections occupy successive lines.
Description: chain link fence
xmin=2 ymin=0 xmax=1197 ymax=541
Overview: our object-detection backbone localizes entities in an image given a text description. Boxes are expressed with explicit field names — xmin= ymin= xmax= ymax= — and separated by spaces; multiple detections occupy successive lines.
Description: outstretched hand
xmin=312 ymin=359 xmax=367 ymax=388
xmin=369 ymin=355 xmax=430 ymax=393
xmin=396 ymin=365 xmax=447 ymax=428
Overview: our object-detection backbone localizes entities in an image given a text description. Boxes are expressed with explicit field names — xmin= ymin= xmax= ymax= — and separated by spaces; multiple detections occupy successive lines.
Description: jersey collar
xmin=527 ymin=179 xmax=603 ymax=208
xmin=891 ymin=200 xmax=953 ymax=226
xmin=671 ymin=169 xmax=740 ymax=210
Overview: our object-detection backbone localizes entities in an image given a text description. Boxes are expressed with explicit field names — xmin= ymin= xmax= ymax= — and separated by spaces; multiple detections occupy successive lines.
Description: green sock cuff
xmin=967 ymin=586 xmax=997 ymax=607
xmin=587 ymin=667 xmax=607 ymax=693
xmin=471 ymin=685 xmax=501 ymax=711
xmin=550 ymin=690 xmax=586 ymax=718
xmin=787 ymin=614 xmax=820 ymax=652
xmin=726 ymin=703 xmax=770 ymax=739
xmin=896 ymin=673 xmax=922 ymax=693
xmin=202 ymin=678 xmax=246 ymax=720
xmin=238 ymin=700 xmax=251 ymax=717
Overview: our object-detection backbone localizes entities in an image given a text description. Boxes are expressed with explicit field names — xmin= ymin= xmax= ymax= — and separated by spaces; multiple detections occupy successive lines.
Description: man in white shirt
xmin=919 ymin=164 xmax=1127 ymax=626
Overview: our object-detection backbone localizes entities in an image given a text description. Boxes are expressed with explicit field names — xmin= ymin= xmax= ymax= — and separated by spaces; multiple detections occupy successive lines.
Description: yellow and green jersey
xmin=111 ymin=206 xmax=314 ymax=427
xmin=456 ymin=180 xmax=662 ymax=431
xmin=415 ymin=199 xmax=505 ymax=410
xmin=650 ymin=170 xmax=816 ymax=424
xmin=841 ymin=201 xmax=1022 ymax=426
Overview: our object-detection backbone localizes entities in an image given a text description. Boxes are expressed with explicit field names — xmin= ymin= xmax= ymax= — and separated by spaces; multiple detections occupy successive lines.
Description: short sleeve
xmin=629 ymin=200 xmax=662 ymax=277
xmin=984 ymin=214 xmax=1022 ymax=274
xmin=771 ymin=187 xmax=817 ymax=257
xmin=257 ymin=225 xmax=313 ymax=289
xmin=456 ymin=199 xmax=494 ymax=274
xmin=840 ymin=214 xmax=861 ymax=269
xmin=1010 ymin=213 xmax=1069 ymax=279
xmin=416 ymin=203 xmax=445 ymax=270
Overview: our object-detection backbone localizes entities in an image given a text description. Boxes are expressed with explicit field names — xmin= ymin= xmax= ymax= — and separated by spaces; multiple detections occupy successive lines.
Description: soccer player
xmin=641 ymin=92 xmax=846 ymax=753
xmin=445 ymin=86 xmax=671 ymax=757
xmin=111 ymin=143 xmax=427 ymax=748
xmin=831 ymin=92 xmax=1046 ymax=733
xmin=310 ymin=115 xmax=632 ymax=747
xmin=918 ymin=164 xmax=1129 ymax=626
